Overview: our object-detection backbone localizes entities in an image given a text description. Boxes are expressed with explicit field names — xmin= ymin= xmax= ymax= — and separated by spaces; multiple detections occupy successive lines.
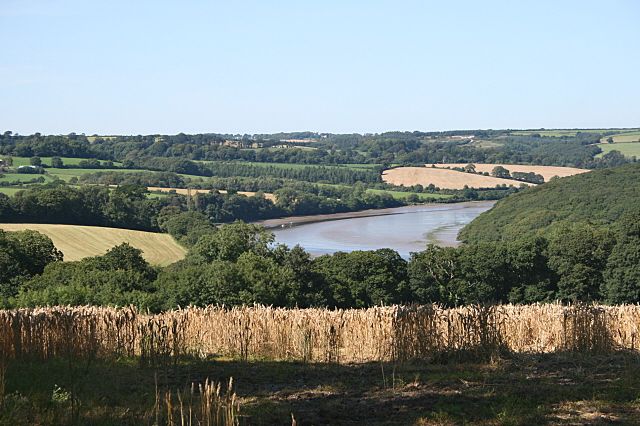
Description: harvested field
xmin=382 ymin=166 xmax=532 ymax=189
xmin=0 ymin=224 xmax=186 ymax=265
xmin=147 ymin=186 xmax=276 ymax=201
xmin=436 ymin=163 xmax=589 ymax=181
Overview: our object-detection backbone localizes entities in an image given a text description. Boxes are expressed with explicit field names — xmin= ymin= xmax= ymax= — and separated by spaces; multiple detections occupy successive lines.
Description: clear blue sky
xmin=1 ymin=0 xmax=639 ymax=135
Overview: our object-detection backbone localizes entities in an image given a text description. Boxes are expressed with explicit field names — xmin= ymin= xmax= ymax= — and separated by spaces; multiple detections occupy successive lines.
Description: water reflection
xmin=272 ymin=201 xmax=494 ymax=258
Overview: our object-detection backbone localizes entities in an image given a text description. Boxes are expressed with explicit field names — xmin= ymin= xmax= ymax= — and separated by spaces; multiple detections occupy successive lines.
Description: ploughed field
xmin=382 ymin=164 xmax=588 ymax=189
xmin=0 ymin=224 xmax=186 ymax=265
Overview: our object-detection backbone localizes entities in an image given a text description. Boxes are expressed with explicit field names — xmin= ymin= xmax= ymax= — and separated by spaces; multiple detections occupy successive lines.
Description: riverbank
xmin=268 ymin=201 xmax=496 ymax=257
xmin=256 ymin=200 xmax=496 ymax=229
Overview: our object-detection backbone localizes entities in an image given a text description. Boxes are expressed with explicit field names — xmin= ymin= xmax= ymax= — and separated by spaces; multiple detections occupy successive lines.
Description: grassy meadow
xmin=366 ymin=188 xmax=451 ymax=200
xmin=510 ymin=128 xmax=639 ymax=137
xmin=597 ymin=142 xmax=640 ymax=158
xmin=0 ymin=173 xmax=54 ymax=183
xmin=599 ymin=130 xmax=640 ymax=143
xmin=45 ymin=168 xmax=149 ymax=181
xmin=8 ymin=156 xmax=123 ymax=167
xmin=198 ymin=160 xmax=381 ymax=171
xmin=0 ymin=187 xmax=30 ymax=196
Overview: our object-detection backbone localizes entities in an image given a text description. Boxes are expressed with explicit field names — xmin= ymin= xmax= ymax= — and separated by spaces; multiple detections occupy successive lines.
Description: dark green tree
xmin=51 ymin=156 xmax=64 ymax=168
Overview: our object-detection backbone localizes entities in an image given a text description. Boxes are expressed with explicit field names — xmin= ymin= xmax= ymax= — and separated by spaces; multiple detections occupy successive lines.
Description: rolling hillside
xmin=0 ymin=224 xmax=186 ymax=265
xmin=459 ymin=162 xmax=640 ymax=243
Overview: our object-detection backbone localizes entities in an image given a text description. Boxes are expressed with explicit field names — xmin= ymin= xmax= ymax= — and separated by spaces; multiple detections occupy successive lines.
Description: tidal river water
xmin=271 ymin=200 xmax=495 ymax=258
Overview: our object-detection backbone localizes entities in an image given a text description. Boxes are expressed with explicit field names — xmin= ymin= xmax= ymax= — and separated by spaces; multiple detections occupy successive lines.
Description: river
xmin=271 ymin=200 xmax=495 ymax=257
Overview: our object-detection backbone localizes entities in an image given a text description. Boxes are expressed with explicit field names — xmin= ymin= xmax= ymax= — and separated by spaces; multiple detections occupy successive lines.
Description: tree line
xmin=2 ymin=130 xmax=633 ymax=170
xmin=2 ymin=215 xmax=639 ymax=310
xmin=0 ymin=182 xmax=406 ymax=230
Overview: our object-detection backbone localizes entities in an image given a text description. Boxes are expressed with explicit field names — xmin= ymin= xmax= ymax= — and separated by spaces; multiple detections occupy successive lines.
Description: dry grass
xmin=0 ymin=224 xmax=186 ymax=266
xmin=1 ymin=304 xmax=638 ymax=365
xmin=147 ymin=187 xmax=276 ymax=202
xmin=436 ymin=163 xmax=589 ymax=181
xmin=155 ymin=377 xmax=240 ymax=426
xmin=382 ymin=167 xmax=534 ymax=189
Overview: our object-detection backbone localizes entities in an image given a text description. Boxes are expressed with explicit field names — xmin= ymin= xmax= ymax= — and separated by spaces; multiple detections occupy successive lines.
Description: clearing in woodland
xmin=0 ymin=223 xmax=186 ymax=265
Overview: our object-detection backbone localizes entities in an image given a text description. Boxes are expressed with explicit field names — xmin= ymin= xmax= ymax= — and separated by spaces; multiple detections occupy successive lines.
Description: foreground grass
xmin=3 ymin=353 xmax=639 ymax=425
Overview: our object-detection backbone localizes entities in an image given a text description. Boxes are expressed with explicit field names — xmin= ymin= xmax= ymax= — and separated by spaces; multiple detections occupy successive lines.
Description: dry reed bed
xmin=0 ymin=304 xmax=638 ymax=363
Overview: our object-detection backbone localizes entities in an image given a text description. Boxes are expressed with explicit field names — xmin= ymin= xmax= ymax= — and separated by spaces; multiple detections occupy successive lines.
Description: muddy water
xmin=272 ymin=201 xmax=494 ymax=257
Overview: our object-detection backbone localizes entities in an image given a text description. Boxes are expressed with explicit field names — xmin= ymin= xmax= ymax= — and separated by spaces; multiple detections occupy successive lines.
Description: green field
xmin=199 ymin=160 xmax=379 ymax=171
xmin=7 ymin=156 xmax=123 ymax=167
xmin=0 ymin=173 xmax=54 ymax=183
xmin=599 ymin=130 xmax=640 ymax=144
xmin=316 ymin=183 xmax=452 ymax=202
xmin=367 ymin=188 xmax=452 ymax=201
xmin=46 ymin=168 xmax=150 ymax=181
xmin=337 ymin=163 xmax=381 ymax=169
xmin=510 ymin=129 xmax=638 ymax=137
xmin=0 ymin=187 xmax=33 ymax=196
xmin=597 ymin=142 xmax=640 ymax=158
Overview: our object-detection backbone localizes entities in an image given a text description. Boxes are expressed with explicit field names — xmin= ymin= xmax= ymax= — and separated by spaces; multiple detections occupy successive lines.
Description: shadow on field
xmin=3 ymin=352 xmax=640 ymax=425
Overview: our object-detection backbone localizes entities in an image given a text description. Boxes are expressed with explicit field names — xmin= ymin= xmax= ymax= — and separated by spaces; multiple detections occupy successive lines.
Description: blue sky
xmin=1 ymin=0 xmax=639 ymax=135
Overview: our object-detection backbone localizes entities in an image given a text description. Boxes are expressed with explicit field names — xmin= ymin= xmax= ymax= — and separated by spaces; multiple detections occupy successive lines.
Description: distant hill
xmin=459 ymin=162 xmax=640 ymax=243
